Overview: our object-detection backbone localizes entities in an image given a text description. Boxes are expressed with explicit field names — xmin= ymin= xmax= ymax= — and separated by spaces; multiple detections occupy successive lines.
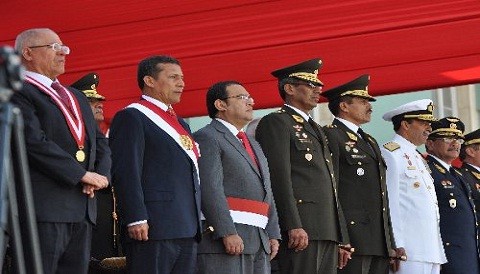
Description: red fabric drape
xmin=2 ymin=0 xmax=480 ymax=120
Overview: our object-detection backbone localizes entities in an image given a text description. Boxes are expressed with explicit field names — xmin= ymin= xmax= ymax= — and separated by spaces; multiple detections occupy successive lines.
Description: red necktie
xmin=237 ymin=131 xmax=258 ymax=168
xmin=51 ymin=82 xmax=73 ymax=111
xmin=167 ymin=106 xmax=177 ymax=117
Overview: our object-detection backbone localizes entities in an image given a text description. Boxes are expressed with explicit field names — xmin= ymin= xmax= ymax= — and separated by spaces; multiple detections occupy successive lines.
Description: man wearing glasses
xmin=255 ymin=59 xmax=350 ymax=274
xmin=12 ymin=28 xmax=110 ymax=273
xmin=193 ymin=81 xmax=281 ymax=273
xmin=425 ymin=117 xmax=479 ymax=274
xmin=380 ymin=99 xmax=446 ymax=274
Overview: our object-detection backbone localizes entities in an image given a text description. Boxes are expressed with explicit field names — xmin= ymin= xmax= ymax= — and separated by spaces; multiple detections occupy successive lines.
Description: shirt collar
xmin=429 ymin=154 xmax=452 ymax=170
xmin=215 ymin=118 xmax=241 ymax=138
xmin=284 ymin=104 xmax=310 ymax=121
xmin=25 ymin=71 xmax=56 ymax=87
xmin=142 ymin=94 xmax=169 ymax=112
xmin=336 ymin=117 xmax=359 ymax=133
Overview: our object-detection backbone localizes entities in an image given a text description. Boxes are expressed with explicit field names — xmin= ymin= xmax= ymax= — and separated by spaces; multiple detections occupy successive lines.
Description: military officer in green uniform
xmin=321 ymin=75 xmax=404 ymax=274
xmin=460 ymin=129 xmax=480 ymax=220
xmin=255 ymin=59 xmax=350 ymax=274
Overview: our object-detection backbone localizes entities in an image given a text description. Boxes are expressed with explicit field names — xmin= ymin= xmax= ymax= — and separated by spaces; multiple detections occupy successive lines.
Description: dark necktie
xmin=357 ymin=127 xmax=367 ymax=140
xmin=237 ymin=131 xmax=258 ymax=168
xmin=167 ymin=106 xmax=177 ymax=117
xmin=51 ymin=82 xmax=73 ymax=111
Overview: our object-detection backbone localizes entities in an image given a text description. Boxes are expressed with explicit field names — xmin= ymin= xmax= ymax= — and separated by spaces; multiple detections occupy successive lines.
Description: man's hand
xmin=337 ymin=244 xmax=353 ymax=269
xmin=81 ymin=171 xmax=109 ymax=190
xmin=128 ymin=223 xmax=149 ymax=241
xmin=390 ymin=247 xmax=407 ymax=272
xmin=288 ymin=228 xmax=308 ymax=251
xmin=223 ymin=234 xmax=243 ymax=255
xmin=82 ymin=184 xmax=95 ymax=198
xmin=269 ymin=239 xmax=280 ymax=260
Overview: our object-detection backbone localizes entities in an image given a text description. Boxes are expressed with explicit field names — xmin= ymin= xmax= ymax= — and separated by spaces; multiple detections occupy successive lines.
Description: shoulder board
xmin=383 ymin=142 xmax=400 ymax=152
xmin=292 ymin=114 xmax=304 ymax=123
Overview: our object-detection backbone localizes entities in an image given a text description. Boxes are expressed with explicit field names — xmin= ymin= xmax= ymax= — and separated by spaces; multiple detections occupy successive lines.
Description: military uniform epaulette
xmin=383 ymin=142 xmax=400 ymax=152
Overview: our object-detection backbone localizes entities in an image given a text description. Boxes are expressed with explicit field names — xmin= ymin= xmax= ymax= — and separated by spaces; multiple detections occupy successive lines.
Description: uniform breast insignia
xmin=305 ymin=153 xmax=313 ymax=161
xmin=449 ymin=198 xmax=457 ymax=208
xmin=473 ymin=171 xmax=480 ymax=180
xmin=357 ymin=168 xmax=365 ymax=176
xmin=403 ymin=153 xmax=416 ymax=170
xmin=383 ymin=142 xmax=400 ymax=152
xmin=434 ymin=163 xmax=446 ymax=174
xmin=413 ymin=182 xmax=420 ymax=188
xmin=292 ymin=115 xmax=304 ymax=123
xmin=179 ymin=135 xmax=194 ymax=150
xmin=346 ymin=132 xmax=358 ymax=141
xmin=293 ymin=125 xmax=303 ymax=131
xmin=441 ymin=180 xmax=454 ymax=188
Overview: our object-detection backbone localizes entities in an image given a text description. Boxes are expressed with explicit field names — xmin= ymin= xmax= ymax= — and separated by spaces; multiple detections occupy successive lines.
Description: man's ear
xmin=284 ymin=83 xmax=295 ymax=96
xmin=214 ymin=99 xmax=227 ymax=112
xmin=465 ymin=146 xmax=477 ymax=158
xmin=143 ymin=76 xmax=155 ymax=88
xmin=22 ymin=47 xmax=33 ymax=61
xmin=339 ymin=101 xmax=349 ymax=113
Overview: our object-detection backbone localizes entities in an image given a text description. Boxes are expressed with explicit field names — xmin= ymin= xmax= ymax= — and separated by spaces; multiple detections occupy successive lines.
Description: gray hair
xmin=15 ymin=28 xmax=54 ymax=52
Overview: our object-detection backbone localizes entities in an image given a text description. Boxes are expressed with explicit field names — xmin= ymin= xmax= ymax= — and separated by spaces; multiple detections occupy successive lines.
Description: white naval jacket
xmin=381 ymin=134 xmax=447 ymax=264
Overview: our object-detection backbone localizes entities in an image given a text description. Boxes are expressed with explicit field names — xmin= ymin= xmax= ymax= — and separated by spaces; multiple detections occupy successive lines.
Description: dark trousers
xmin=277 ymin=240 xmax=337 ymax=274
xmin=338 ymin=255 xmax=389 ymax=274
xmin=125 ymin=238 xmax=197 ymax=274
xmin=37 ymin=220 xmax=92 ymax=274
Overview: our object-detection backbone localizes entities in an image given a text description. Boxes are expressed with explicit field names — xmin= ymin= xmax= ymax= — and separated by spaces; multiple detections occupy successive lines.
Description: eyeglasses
xmin=221 ymin=94 xmax=254 ymax=102
xmin=436 ymin=137 xmax=465 ymax=145
xmin=291 ymin=82 xmax=321 ymax=90
xmin=29 ymin=43 xmax=70 ymax=55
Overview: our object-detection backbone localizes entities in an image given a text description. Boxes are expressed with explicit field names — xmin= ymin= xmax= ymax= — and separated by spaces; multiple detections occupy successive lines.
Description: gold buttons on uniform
xmin=298 ymin=199 xmax=303 ymax=204
xmin=446 ymin=242 xmax=450 ymax=246
xmin=350 ymin=221 xmax=355 ymax=225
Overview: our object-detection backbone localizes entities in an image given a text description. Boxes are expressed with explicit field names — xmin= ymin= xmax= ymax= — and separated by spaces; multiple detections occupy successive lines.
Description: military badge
xmin=292 ymin=115 xmax=304 ymax=123
xmin=302 ymin=133 xmax=308 ymax=138
xmin=413 ymin=182 xmax=420 ymax=188
xmin=434 ymin=163 xmax=446 ymax=174
xmin=345 ymin=145 xmax=351 ymax=152
xmin=293 ymin=125 xmax=303 ymax=131
xmin=357 ymin=168 xmax=364 ymax=176
xmin=305 ymin=153 xmax=313 ymax=161
xmin=352 ymin=148 xmax=359 ymax=153
xmin=449 ymin=198 xmax=457 ymax=208
xmin=346 ymin=132 xmax=358 ymax=141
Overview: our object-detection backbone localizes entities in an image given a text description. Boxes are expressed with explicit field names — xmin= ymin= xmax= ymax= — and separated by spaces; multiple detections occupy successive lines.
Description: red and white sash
xmin=24 ymin=76 xmax=86 ymax=155
xmin=126 ymin=101 xmax=200 ymax=177
xmin=227 ymin=197 xmax=270 ymax=229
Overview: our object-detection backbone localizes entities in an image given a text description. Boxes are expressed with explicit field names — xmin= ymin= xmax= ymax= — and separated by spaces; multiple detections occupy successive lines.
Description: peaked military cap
xmin=382 ymin=99 xmax=435 ymax=123
xmin=321 ymin=74 xmax=375 ymax=102
xmin=428 ymin=116 xmax=465 ymax=139
xmin=70 ymin=72 xmax=105 ymax=101
xmin=464 ymin=129 xmax=480 ymax=146
xmin=271 ymin=58 xmax=324 ymax=86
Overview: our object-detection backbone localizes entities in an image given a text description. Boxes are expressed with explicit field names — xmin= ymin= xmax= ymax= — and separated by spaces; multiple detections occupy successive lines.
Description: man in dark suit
xmin=460 ymin=129 xmax=480 ymax=220
xmin=12 ymin=28 xmax=110 ymax=274
xmin=425 ymin=117 xmax=480 ymax=274
xmin=193 ymin=81 xmax=281 ymax=274
xmin=255 ymin=59 xmax=350 ymax=274
xmin=321 ymin=75 xmax=403 ymax=274
xmin=109 ymin=55 xmax=202 ymax=274
xmin=70 ymin=73 xmax=124 ymax=273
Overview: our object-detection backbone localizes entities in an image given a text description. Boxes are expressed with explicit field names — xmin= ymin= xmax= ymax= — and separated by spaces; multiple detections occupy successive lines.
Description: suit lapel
xmin=212 ymin=120 xmax=261 ymax=178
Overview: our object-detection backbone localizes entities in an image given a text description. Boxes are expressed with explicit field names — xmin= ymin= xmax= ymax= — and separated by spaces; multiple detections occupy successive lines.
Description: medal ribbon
xmin=25 ymin=76 xmax=86 ymax=153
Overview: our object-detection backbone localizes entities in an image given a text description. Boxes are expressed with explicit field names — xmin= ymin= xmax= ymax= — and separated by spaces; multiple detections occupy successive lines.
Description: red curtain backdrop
xmin=2 ymin=0 xmax=480 ymax=121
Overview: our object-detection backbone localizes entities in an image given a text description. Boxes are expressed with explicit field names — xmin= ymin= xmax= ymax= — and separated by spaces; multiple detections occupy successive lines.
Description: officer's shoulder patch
xmin=292 ymin=115 xmax=304 ymax=123
xmin=383 ymin=142 xmax=400 ymax=152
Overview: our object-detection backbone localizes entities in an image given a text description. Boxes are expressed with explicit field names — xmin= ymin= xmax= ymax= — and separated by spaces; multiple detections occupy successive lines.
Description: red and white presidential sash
xmin=126 ymin=101 xmax=200 ymax=177
xmin=227 ymin=197 xmax=270 ymax=229
xmin=25 ymin=76 xmax=86 ymax=162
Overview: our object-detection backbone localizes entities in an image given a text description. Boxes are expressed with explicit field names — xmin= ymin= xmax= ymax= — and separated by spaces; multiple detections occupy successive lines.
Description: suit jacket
xmin=109 ymin=106 xmax=202 ymax=242
xmin=380 ymin=134 xmax=446 ymax=264
xmin=11 ymin=82 xmax=111 ymax=224
xmin=323 ymin=119 xmax=395 ymax=256
xmin=461 ymin=162 xmax=480 ymax=220
xmin=193 ymin=119 xmax=281 ymax=255
xmin=255 ymin=106 xmax=348 ymax=243
xmin=427 ymin=156 xmax=479 ymax=273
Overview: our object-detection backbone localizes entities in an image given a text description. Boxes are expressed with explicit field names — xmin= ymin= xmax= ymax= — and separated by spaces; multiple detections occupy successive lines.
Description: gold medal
xmin=76 ymin=149 xmax=86 ymax=162
xmin=180 ymin=135 xmax=193 ymax=150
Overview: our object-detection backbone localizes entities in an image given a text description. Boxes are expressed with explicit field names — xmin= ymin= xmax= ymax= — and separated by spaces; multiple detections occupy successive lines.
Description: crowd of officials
xmin=9 ymin=27 xmax=480 ymax=274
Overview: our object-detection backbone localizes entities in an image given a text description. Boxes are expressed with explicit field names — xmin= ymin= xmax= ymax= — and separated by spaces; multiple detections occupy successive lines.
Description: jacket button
xmin=350 ymin=221 xmax=355 ymax=225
